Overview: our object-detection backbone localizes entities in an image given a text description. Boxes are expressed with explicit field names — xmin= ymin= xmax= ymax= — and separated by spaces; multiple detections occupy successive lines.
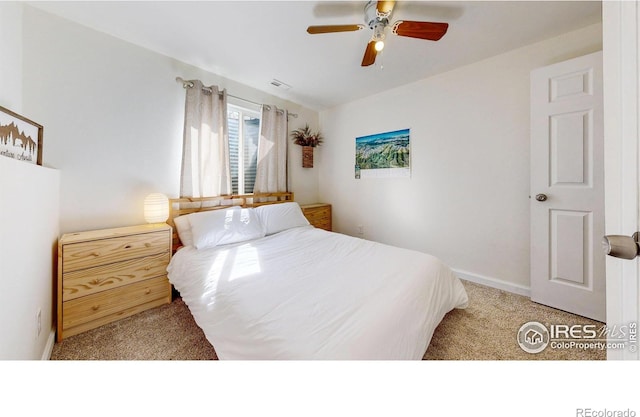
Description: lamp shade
xmin=144 ymin=193 xmax=169 ymax=223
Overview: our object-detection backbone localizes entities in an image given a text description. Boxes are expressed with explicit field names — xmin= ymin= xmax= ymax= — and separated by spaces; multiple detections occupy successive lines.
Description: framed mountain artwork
xmin=0 ymin=105 xmax=43 ymax=165
xmin=355 ymin=128 xmax=410 ymax=179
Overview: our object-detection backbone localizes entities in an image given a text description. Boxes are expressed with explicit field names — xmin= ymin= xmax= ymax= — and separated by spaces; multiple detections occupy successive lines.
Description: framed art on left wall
xmin=0 ymin=105 xmax=43 ymax=165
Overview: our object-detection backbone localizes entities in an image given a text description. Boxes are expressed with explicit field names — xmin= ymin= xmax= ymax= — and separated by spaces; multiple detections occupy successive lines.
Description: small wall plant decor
xmin=291 ymin=124 xmax=322 ymax=168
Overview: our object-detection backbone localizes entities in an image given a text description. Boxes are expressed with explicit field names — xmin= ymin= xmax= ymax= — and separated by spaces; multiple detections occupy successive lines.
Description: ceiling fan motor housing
xmin=365 ymin=0 xmax=390 ymax=44
xmin=364 ymin=0 xmax=390 ymax=28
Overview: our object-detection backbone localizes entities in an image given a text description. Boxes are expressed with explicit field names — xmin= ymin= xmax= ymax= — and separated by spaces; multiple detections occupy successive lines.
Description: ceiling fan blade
xmin=391 ymin=21 xmax=449 ymax=41
xmin=376 ymin=0 xmax=396 ymax=17
xmin=361 ymin=41 xmax=377 ymax=67
xmin=307 ymin=24 xmax=365 ymax=34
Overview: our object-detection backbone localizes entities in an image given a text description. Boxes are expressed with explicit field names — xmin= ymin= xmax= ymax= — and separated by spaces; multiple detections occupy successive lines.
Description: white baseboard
xmin=452 ymin=269 xmax=531 ymax=298
xmin=41 ymin=329 xmax=56 ymax=360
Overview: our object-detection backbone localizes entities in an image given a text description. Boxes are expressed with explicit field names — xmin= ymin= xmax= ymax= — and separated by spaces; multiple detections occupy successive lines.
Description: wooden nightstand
xmin=300 ymin=203 xmax=332 ymax=231
xmin=56 ymin=224 xmax=172 ymax=342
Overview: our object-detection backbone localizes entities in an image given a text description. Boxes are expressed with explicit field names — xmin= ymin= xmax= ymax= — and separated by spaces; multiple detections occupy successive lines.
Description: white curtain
xmin=180 ymin=80 xmax=231 ymax=198
xmin=254 ymin=105 xmax=288 ymax=193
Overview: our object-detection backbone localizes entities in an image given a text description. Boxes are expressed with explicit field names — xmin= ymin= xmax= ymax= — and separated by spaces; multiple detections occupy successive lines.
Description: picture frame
xmin=355 ymin=128 xmax=410 ymax=179
xmin=0 ymin=105 xmax=43 ymax=165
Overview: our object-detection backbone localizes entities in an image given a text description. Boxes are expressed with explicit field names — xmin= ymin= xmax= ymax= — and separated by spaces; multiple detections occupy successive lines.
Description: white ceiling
xmin=28 ymin=1 xmax=602 ymax=111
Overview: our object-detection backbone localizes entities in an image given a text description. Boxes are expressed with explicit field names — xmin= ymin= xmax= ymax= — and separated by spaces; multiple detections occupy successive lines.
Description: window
xmin=228 ymin=105 xmax=260 ymax=194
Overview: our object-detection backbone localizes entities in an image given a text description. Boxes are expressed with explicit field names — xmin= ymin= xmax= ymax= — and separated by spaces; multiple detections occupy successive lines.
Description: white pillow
xmin=188 ymin=207 xmax=266 ymax=249
xmin=254 ymin=202 xmax=310 ymax=235
xmin=173 ymin=215 xmax=194 ymax=247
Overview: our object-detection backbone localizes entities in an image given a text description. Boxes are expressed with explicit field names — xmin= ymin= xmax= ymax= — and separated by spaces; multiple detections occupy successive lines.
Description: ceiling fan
xmin=307 ymin=0 xmax=449 ymax=67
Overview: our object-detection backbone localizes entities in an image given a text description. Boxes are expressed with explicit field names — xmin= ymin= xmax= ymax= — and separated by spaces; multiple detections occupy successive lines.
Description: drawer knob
xmin=144 ymin=243 xmax=152 ymax=247
xmin=124 ymin=244 xmax=132 ymax=249
xmin=91 ymin=305 xmax=100 ymax=311
xmin=91 ymin=252 xmax=100 ymax=257
xmin=145 ymin=289 xmax=151 ymax=295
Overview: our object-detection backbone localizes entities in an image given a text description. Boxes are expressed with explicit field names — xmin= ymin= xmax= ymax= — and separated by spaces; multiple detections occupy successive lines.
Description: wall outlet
xmin=36 ymin=308 xmax=41 ymax=337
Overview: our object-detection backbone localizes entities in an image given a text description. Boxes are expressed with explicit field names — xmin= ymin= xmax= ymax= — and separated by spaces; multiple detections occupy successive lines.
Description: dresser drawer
xmin=304 ymin=209 xmax=328 ymax=223
xmin=310 ymin=218 xmax=331 ymax=231
xmin=62 ymin=230 xmax=169 ymax=273
xmin=62 ymin=275 xmax=171 ymax=336
xmin=62 ymin=252 xmax=171 ymax=301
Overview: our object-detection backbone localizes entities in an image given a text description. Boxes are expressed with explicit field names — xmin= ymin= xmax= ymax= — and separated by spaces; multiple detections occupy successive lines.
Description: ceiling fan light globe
xmin=374 ymin=40 xmax=385 ymax=51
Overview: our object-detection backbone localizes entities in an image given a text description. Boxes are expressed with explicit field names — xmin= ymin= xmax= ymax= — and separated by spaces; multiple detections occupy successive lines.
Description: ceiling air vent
xmin=270 ymin=79 xmax=292 ymax=90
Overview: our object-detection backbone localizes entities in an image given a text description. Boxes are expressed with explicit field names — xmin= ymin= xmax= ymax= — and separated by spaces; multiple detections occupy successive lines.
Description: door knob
xmin=535 ymin=194 xmax=548 ymax=202
xmin=602 ymin=232 xmax=640 ymax=259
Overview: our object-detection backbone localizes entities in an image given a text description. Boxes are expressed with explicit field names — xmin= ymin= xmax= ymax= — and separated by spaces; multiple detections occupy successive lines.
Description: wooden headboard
xmin=167 ymin=192 xmax=294 ymax=252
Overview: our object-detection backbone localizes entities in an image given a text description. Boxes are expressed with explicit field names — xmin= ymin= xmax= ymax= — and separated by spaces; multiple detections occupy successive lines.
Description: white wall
xmin=0 ymin=1 xmax=60 ymax=360
xmin=0 ymin=158 xmax=60 ymax=359
xmin=319 ymin=23 xmax=603 ymax=291
xmin=0 ymin=1 xmax=22 ymax=111
xmin=0 ymin=2 xmax=59 ymax=359
xmin=21 ymin=5 xmax=319 ymax=234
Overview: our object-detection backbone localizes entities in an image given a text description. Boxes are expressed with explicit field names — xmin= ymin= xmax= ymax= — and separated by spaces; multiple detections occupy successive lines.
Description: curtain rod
xmin=175 ymin=77 xmax=298 ymax=118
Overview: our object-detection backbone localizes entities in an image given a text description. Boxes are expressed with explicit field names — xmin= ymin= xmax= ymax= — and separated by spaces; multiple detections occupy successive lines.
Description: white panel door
xmin=530 ymin=51 xmax=605 ymax=322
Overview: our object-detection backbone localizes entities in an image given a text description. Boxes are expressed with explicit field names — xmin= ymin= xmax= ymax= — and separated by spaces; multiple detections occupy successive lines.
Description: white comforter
xmin=167 ymin=226 xmax=468 ymax=359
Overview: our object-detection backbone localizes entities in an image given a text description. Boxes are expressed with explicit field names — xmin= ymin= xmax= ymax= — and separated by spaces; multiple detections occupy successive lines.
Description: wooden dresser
xmin=300 ymin=203 xmax=332 ymax=232
xmin=57 ymin=224 xmax=172 ymax=342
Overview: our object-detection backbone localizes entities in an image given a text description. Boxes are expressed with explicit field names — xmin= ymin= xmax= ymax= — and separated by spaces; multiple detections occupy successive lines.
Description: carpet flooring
xmin=50 ymin=280 xmax=606 ymax=360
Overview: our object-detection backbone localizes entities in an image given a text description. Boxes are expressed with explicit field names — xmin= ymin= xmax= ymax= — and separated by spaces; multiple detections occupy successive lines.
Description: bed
xmin=166 ymin=193 xmax=468 ymax=359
